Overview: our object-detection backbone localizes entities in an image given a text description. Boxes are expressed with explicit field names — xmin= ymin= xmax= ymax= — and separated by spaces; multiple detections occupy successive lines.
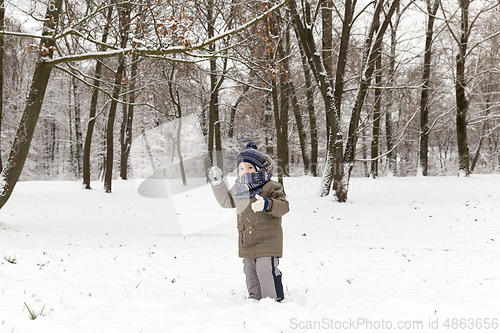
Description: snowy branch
xmin=19 ymin=0 xmax=287 ymax=66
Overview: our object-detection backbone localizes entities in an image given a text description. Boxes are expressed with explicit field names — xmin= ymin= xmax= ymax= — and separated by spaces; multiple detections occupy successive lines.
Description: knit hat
xmin=236 ymin=142 xmax=264 ymax=170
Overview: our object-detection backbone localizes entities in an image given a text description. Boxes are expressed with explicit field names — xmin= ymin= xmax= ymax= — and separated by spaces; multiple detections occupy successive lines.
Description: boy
xmin=208 ymin=142 xmax=289 ymax=301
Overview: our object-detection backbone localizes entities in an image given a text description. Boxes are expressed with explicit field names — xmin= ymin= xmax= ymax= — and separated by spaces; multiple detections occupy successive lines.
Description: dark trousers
xmin=243 ymin=256 xmax=284 ymax=301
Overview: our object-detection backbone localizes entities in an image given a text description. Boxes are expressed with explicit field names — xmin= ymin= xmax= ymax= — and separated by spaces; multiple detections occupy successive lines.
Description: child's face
xmin=238 ymin=162 xmax=256 ymax=176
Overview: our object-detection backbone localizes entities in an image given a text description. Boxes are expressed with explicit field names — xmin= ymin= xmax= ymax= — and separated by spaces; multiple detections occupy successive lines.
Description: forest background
xmin=0 ymin=0 xmax=499 ymax=207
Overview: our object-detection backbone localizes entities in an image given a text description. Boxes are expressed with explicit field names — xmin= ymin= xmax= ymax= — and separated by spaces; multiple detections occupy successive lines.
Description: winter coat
xmin=212 ymin=179 xmax=289 ymax=259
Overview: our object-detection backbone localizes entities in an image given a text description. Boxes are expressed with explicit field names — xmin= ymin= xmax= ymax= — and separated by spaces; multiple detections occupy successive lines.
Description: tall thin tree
xmin=370 ymin=7 xmax=382 ymax=178
xmin=289 ymin=0 xmax=345 ymax=200
xmin=342 ymin=0 xmax=400 ymax=188
xmin=167 ymin=66 xmax=187 ymax=186
xmin=120 ymin=10 xmax=143 ymax=181
xmin=321 ymin=0 xmax=356 ymax=196
xmin=385 ymin=1 xmax=401 ymax=176
xmin=72 ymin=75 xmax=83 ymax=177
xmin=297 ymin=41 xmax=318 ymax=176
xmin=0 ymin=0 xmax=4 ymax=172
xmin=83 ymin=6 xmax=113 ymax=189
xmin=206 ymin=0 xmax=224 ymax=170
xmin=104 ymin=1 xmax=130 ymax=193
xmin=419 ymin=0 xmax=440 ymax=176
xmin=454 ymin=0 xmax=470 ymax=176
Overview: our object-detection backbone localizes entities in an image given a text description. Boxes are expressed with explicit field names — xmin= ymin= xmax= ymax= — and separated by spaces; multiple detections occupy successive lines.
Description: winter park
xmin=1 ymin=0 xmax=500 ymax=332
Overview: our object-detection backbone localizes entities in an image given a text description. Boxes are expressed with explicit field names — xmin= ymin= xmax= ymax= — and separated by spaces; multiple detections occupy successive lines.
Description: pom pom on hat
xmin=237 ymin=142 xmax=264 ymax=170
xmin=246 ymin=142 xmax=258 ymax=150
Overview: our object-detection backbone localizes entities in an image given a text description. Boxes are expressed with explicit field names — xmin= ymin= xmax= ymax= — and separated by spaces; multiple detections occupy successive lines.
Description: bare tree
xmin=441 ymin=0 xmax=500 ymax=176
xmin=0 ymin=0 xmax=63 ymax=208
xmin=0 ymin=0 xmax=4 ymax=172
xmin=342 ymin=0 xmax=400 ymax=189
xmin=297 ymin=40 xmax=318 ymax=176
xmin=468 ymin=6 xmax=500 ymax=172
xmin=104 ymin=1 xmax=131 ymax=193
xmin=228 ymin=85 xmax=249 ymax=139
xmin=418 ymin=0 xmax=440 ymax=176
xmin=385 ymin=0 xmax=401 ymax=176
xmin=454 ymin=0 xmax=470 ymax=176
xmin=72 ymin=75 xmax=83 ymax=178
xmin=290 ymin=0 xmax=399 ymax=201
xmin=120 ymin=7 xmax=146 ymax=181
xmin=206 ymin=0 xmax=224 ymax=170
xmin=166 ymin=66 xmax=187 ymax=186
xmin=288 ymin=0 xmax=346 ymax=200
xmin=83 ymin=6 xmax=113 ymax=189
xmin=289 ymin=75 xmax=311 ymax=174
xmin=370 ymin=5 xmax=382 ymax=178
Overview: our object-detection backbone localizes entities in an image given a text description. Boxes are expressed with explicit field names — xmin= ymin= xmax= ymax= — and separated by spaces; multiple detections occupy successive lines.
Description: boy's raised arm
xmin=208 ymin=166 xmax=235 ymax=209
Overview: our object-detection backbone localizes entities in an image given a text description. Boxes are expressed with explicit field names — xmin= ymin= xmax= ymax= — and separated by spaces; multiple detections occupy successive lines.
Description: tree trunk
xmin=470 ymin=124 xmax=485 ymax=172
xmin=0 ymin=0 xmax=4 ymax=172
xmin=208 ymin=68 xmax=224 ymax=169
xmin=278 ymin=74 xmax=289 ymax=179
xmin=167 ymin=66 xmax=187 ymax=185
xmin=281 ymin=13 xmax=309 ymax=175
xmin=297 ymin=41 xmax=318 ymax=176
xmin=272 ymin=80 xmax=285 ymax=185
xmin=46 ymin=118 xmax=56 ymax=165
xmin=362 ymin=128 xmax=369 ymax=177
xmin=455 ymin=0 xmax=470 ymax=176
xmin=142 ymin=127 xmax=156 ymax=174
xmin=120 ymin=5 xmax=146 ymax=181
xmin=418 ymin=0 xmax=439 ymax=176
xmin=120 ymin=53 xmax=136 ymax=180
xmin=176 ymin=113 xmax=187 ymax=185
xmin=322 ymin=0 xmax=334 ymax=93
xmin=267 ymin=7 xmax=289 ymax=182
xmin=83 ymin=6 xmax=113 ymax=189
xmin=0 ymin=0 xmax=62 ymax=209
xmin=333 ymin=0 xmax=355 ymax=118
xmin=104 ymin=62 xmax=126 ymax=192
xmin=98 ymin=131 xmax=106 ymax=181
xmin=104 ymin=2 xmax=130 ymax=193
xmin=343 ymin=0 xmax=400 ymax=186
xmin=278 ymin=73 xmax=289 ymax=178
xmin=320 ymin=0 xmax=355 ymax=195
xmin=472 ymin=70 xmax=494 ymax=172
xmin=386 ymin=1 xmax=400 ymax=176
xmin=264 ymin=93 xmax=274 ymax=156
xmin=124 ymin=69 xmax=135 ymax=180
xmin=72 ymin=76 xmax=83 ymax=178
xmin=207 ymin=0 xmax=224 ymax=170
xmin=289 ymin=0 xmax=345 ymax=200
xmin=228 ymin=85 xmax=249 ymax=139
xmin=370 ymin=44 xmax=382 ymax=178
xmin=321 ymin=0 xmax=356 ymax=188
xmin=321 ymin=0 xmax=335 ymax=184
xmin=119 ymin=89 xmax=128 ymax=179
xmin=289 ymin=77 xmax=310 ymax=174
xmin=68 ymin=89 xmax=75 ymax=176
xmin=370 ymin=10 xmax=382 ymax=178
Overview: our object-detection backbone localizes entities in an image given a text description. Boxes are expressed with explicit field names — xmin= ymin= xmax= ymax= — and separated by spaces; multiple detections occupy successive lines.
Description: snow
xmin=1 ymin=175 xmax=499 ymax=333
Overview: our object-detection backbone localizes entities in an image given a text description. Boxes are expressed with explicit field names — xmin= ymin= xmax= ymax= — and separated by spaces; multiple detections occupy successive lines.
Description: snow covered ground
xmin=1 ymin=175 xmax=499 ymax=333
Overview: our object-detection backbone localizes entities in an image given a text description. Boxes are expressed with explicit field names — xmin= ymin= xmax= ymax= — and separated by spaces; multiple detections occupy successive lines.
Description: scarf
xmin=234 ymin=171 xmax=272 ymax=199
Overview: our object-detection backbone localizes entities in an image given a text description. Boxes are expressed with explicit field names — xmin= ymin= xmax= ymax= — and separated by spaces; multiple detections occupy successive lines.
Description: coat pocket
xmin=237 ymin=224 xmax=246 ymax=247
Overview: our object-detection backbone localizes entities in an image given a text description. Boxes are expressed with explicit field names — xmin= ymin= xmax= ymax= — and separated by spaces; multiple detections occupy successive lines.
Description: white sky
xmin=6 ymin=0 xmax=43 ymax=32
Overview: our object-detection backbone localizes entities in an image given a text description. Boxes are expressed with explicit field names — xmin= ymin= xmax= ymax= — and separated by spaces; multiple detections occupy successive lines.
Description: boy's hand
xmin=208 ymin=166 xmax=224 ymax=186
xmin=251 ymin=194 xmax=271 ymax=212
